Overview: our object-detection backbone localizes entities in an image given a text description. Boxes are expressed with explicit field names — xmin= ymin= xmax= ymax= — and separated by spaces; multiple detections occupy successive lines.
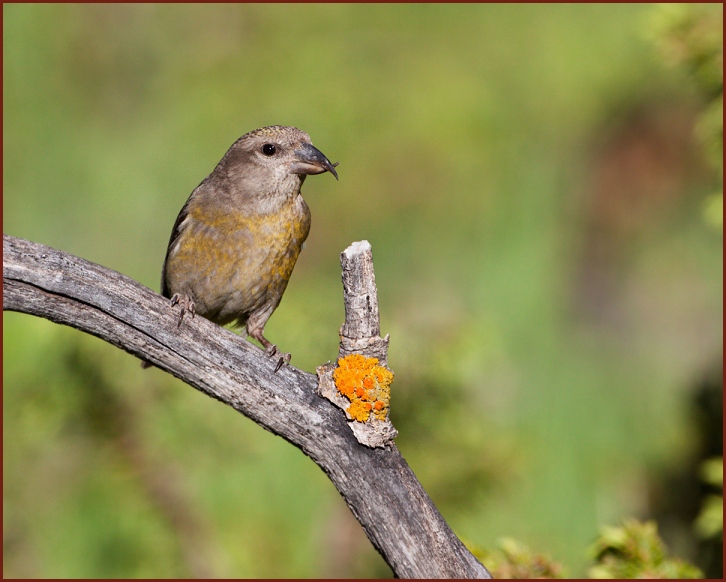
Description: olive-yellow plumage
xmin=160 ymin=125 xmax=338 ymax=370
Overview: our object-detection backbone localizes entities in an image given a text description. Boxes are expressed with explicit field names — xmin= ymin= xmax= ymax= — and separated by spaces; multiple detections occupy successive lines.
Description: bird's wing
xmin=160 ymin=193 xmax=194 ymax=299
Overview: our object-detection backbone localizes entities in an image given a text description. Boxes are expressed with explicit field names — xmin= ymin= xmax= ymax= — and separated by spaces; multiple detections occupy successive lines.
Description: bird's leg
xmin=248 ymin=327 xmax=291 ymax=373
xmin=170 ymin=293 xmax=196 ymax=328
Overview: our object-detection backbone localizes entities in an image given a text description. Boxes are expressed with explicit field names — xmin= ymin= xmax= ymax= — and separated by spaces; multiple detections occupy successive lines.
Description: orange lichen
xmin=333 ymin=354 xmax=393 ymax=423
xmin=348 ymin=400 xmax=372 ymax=422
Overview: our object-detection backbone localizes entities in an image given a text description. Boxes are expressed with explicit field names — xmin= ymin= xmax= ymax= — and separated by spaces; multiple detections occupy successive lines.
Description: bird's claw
xmin=170 ymin=293 xmax=195 ymax=327
xmin=273 ymin=353 xmax=291 ymax=373
xmin=265 ymin=343 xmax=291 ymax=373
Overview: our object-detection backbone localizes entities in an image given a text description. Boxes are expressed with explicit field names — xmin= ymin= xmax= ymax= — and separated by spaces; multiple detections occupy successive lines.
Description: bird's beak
xmin=291 ymin=142 xmax=339 ymax=180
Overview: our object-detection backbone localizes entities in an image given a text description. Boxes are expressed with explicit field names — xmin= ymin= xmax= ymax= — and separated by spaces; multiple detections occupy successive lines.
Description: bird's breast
xmin=165 ymin=194 xmax=311 ymax=325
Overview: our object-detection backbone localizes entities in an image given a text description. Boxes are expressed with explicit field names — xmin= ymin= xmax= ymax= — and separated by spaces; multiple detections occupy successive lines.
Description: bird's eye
xmin=261 ymin=143 xmax=277 ymax=156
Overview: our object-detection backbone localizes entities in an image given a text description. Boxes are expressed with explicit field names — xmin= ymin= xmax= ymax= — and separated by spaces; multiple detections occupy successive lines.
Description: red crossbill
xmin=159 ymin=125 xmax=338 ymax=371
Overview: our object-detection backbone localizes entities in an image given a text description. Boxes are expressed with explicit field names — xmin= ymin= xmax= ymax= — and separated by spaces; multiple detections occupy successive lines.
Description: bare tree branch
xmin=2 ymin=233 xmax=491 ymax=579
xmin=317 ymin=240 xmax=398 ymax=448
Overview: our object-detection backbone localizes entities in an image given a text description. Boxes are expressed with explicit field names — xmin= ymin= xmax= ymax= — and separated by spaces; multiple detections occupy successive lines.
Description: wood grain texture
xmin=317 ymin=240 xmax=398 ymax=448
xmin=3 ymin=233 xmax=490 ymax=579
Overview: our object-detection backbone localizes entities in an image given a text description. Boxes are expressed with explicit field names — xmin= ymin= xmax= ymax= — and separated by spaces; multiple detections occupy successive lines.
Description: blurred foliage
xmin=587 ymin=519 xmax=703 ymax=579
xmin=650 ymin=3 xmax=723 ymax=231
xmin=3 ymin=4 xmax=722 ymax=577
xmin=694 ymin=457 xmax=723 ymax=539
xmin=471 ymin=536 xmax=565 ymax=578
xmin=471 ymin=518 xmax=703 ymax=579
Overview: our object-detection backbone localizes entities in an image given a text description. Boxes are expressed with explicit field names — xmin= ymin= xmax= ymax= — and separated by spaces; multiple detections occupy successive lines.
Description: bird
xmin=159 ymin=125 xmax=338 ymax=372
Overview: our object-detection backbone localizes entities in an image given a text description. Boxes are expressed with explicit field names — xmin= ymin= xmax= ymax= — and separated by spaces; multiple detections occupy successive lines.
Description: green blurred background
xmin=3 ymin=4 xmax=722 ymax=578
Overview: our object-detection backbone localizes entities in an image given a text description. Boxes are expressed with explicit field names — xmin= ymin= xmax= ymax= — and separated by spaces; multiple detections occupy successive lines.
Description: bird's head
xmin=214 ymin=126 xmax=338 ymax=201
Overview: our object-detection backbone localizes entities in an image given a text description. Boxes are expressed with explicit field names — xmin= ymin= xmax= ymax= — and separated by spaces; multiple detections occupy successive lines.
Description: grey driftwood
xmin=3 ymin=233 xmax=491 ymax=579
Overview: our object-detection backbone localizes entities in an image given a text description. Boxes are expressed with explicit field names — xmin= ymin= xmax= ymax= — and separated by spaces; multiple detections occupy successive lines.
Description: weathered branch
xmin=317 ymin=240 xmax=398 ymax=448
xmin=2 ymin=233 xmax=491 ymax=579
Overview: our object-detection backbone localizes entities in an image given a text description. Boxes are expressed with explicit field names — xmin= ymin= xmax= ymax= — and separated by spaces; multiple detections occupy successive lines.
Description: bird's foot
xmin=265 ymin=343 xmax=291 ymax=373
xmin=170 ymin=293 xmax=195 ymax=328
xmin=249 ymin=328 xmax=291 ymax=373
